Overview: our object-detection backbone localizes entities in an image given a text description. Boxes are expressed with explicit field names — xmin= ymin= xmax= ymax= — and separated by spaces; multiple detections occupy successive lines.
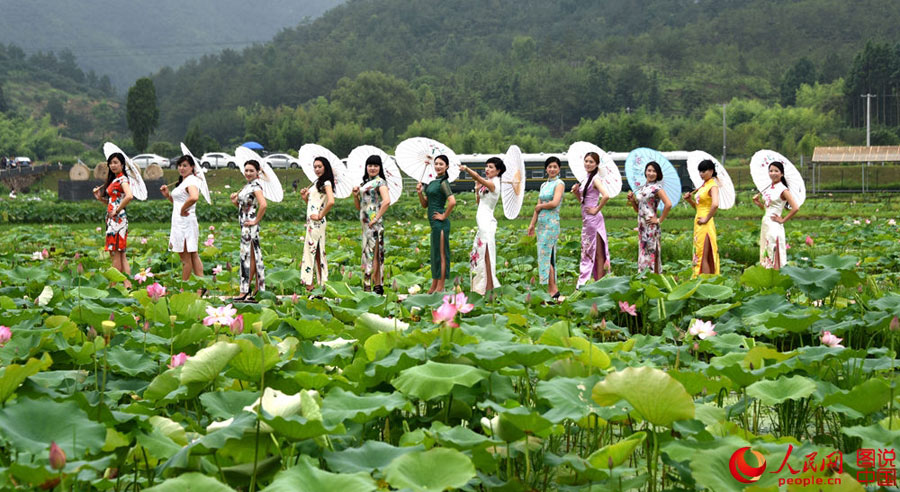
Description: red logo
xmin=730 ymin=447 xmax=767 ymax=483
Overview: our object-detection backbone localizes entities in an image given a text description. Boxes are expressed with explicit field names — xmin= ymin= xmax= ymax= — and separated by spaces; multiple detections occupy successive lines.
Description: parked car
xmin=132 ymin=153 xmax=169 ymax=169
xmin=200 ymin=152 xmax=236 ymax=169
xmin=264 ymin=153 xmax=299 ymax=169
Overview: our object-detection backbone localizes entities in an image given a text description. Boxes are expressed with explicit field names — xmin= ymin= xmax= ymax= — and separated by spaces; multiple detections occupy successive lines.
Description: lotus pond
xmin=0 ymin=197 xmax=898 ymax=491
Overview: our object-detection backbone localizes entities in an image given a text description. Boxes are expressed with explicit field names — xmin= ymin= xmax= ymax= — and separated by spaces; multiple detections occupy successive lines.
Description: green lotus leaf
xmin=144 ymin=472 xmax=234 ymax=492
xmin=822 ymin=378 xmax=891 ymax=417
xmin=101 ymin=267 xmax=128 ymax=283
xmin=746 ymin=375 xmax=816 ymax=405
xmin=694 ymin=302 xmax=740 ymax=318
xmin=383 ymin=448 xmax=476 ymax=492
xmin=592 ymin=366 xmax=695 ymax=427
xmin=106 ymin=346 xmax=158 ymax=377
xmin=180 ymin=341 xmax=241 ymax=385
xmin=780 ymin=266 xmax=842 ymax=300
xmin=228 ymin=338 xmax=280 ymax=381
xmin=537 ymin=375 xmax=604 ymax=423
xmin=0 ymin=357 xmax=50 ymax=403
xmin=0 ymin=397 xmax=106 ymax=456
xmin=68 ymin=286 xmax=109 ymax=299
xmin=694 ymin=283 xmax=734 ymax=300
xmin=740 ymin=265 xmax=792 ymax=290
xmin=324 ymin=441 xmax=423 ymax=474
xmin=563 ymin=337 xmax=611 ymax=369
xmin=321 ymin=387 xmax=410 ymax=424
xmin=451 ymin=341 xmax=572 ymax=371
xmin=814 ymin=254 xmax=858 ymax=271
xmin=200 ymin=390 xmax=259 ymax=420
xmin=392 ymin=361 xmax=489 ymax=400
xmin=263 ymin=457 xmax=376 ymax=492
xmin=587 ymin=431 xmax=646 ymax=468
xmin=265 ymin=268 xmax=302 ymax=292
xmin=667 ymin=279 xmax=702 ymax=300
xmin=429 ymin=422 xmax=497 ymax=450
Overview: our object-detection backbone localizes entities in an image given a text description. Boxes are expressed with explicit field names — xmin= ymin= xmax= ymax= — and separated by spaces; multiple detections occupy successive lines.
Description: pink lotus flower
xmin=820 ymin=331 xmax=844 ymax=348
xmin=805 ymin=235 xmax=813 ymax=246
xmin=452 ymin=293 xmax=474 ymax=314
xmin=204 ymin=237 xmax=215 ymax=247
xmin=168 ymin=352 xmax=189 ymax=368
xmin=291 ymin=293 xmax=299 ymax=303
xmin=230 ymin=314 xmax=244 ymax=335
xmin=42 ymin=248 xmax=49 ymax=259
xmin=209 ymin=225 xmax=215 ymax=231
xmin=96 ymin=226 xmax=102 ymax=232
xmin=865 ymin=219 xmax=871 ymax=224
xmin=0 ymin=325 xmax=10 ymax=346
xmin=212 ymin=265 xmax=223 ymax=275
xmin=49 ymin=442 xmax=66 ymax=470
xmin=688 ymin=319 xmax=717 ymax=339
xmin=890 ymin=316 xmax=899 ymax=331
xmin=134 ymin=267 xmax=153 ymax=284
xmin=618 ymin=301 xmax=637 ymax=316
xmin=432 ymin=301 xmax=458 ymax=327
xmin=146 ymin=282 xmax=166 ymax=301
xmin=140 ymin=237 xmax=148 ymax=245
xmin=203 ymin=304 xmax=237 ymax=326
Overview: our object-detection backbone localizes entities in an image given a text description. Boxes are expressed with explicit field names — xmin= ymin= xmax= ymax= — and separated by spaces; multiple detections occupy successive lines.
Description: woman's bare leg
xmin=436 ymin=231 xmax=447 ymax=292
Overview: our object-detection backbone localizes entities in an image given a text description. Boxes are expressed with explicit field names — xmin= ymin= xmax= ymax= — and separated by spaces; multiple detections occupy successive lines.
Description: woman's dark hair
xmin=434 ymin=154 xmax=450 ymax=180
xmin=768 ymin=162 xmax=789 ymax=189
xmin=244 ymin=159 xmax=261 ymax=172
xmin=644 ymin=161 xmax=663 ymax=183
xmin=362 ymin=154 xmax=386 ymax=184
xmin=102 ymin=152 xmax=127 ymax=198
xmin=486 ymin=156 xmax=506 ymax=177
xmin=175 ymin=155 xmax=196 ymax=187
xmin=315 ymin=157 xmax=335 ymax=193
xmin=697 ymin=159 xmax=718 ymax=178
xmin=544 ymin=156 xmax=561 ymax=170
xmin=581 ymin=151 xmax=601 ymax=203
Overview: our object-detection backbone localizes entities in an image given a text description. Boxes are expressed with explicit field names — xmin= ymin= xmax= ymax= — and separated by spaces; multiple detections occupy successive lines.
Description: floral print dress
xmin=360 ymin=177 xmax=387 ymax=287
xmin=577 ymin=173 xmax=610 ymax=287
xmin=300 ymin=181 xmax=331 ymax=286
xmin=238 ymin=179 xmax=265 ymax=294
xmin=105 ymin=174 xmax=128 ymax=251
xmin=536 ymin=177 xmax=562 ymax=285
xmin=469 ymin=176 xmax=500 ymax=295
xmin=635 ymin=182 xmax=662 ymax=274
xmin=759 ymin=182 xmax=788 ymax=269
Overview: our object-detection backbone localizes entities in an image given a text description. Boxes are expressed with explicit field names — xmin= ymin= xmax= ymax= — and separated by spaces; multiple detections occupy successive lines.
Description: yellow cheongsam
xmin=692 ymin=179 xmax=719 ymax=276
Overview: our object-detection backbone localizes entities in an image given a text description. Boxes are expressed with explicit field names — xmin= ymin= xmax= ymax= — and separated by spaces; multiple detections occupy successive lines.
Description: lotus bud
xmin=77 ymin=262 xmax=84 ymax=274
xmin=590 ymin=302 xmax=599 ymax=318
xmin=530 ymin=276 xmax=536 ymax=285
xmin=252 ymin=321 xmax=263 ymax=335
xmin=42 ymin=248 xmax=49 ymax=259
xmin=291 ymin=293 xmax=299 ymax=303
xmin=692 ymin=342 xmax=699 ymax=352
xmin=73 ymin=252 xmax=81 ymax=260
xmin=392 ymin=279 xmax=398 ymax=291
xmin=601 ymin=318 xmax=607 ymax=331
xmin=891 ymin=316 xmax=899 ymax=332
xmin=103 ymin=468 xmax=118 ymax=479
xmin=142 ymin=321 xmax=150 ymax=332
xmin=169 ymin=315 xmax=177 ymax=325
xmin=49 ymin=442 xmax=66 ymax=470
xmin=86 ymin=326 xmax=97 ymax=340
xmin=230 ymin=314 xmax=244 ymax=335
xmin=608 ymin=457 xmax=614 ymax=470
xmin=525 ymin=293 xmax=531 ymax=303
xmin=0 ymin=325 xmax=11 ymax=346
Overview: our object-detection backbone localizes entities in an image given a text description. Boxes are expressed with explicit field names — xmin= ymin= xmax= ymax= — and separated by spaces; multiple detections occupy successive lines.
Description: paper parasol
xmin=750 ymin=150 xmax=806 ymax=208
xmin=501 ymin=145 xmax=526 ymax=219
xmin=624 ymin=148 xmax=681 ymax=211
xmin=297 ymin=144 xmax=353 ymax=199
xmin=102 ymin=142 xmax=147 ymax=201
xmin=234 ymin=147 xmax=283 ymax=202
xmin=394 ymin=137 xmax=461 ymax=184
xmin=346 ymin=145 xmax=403 ymax=204
xmin=686 ymin=151 xmax=735 ymax=209
xmin=179 ymin=143 xmax=212 ymax=204
xmin=566 ymin=141 xmax=622 ymax=198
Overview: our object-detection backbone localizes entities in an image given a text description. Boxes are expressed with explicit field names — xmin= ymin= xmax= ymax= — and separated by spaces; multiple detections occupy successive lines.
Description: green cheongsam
xmin=426 ymin=176 xmax=452 ymax=280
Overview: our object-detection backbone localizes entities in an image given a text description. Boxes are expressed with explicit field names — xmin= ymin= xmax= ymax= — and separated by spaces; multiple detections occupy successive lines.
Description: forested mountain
xmin=0 ymin=0 xmax=343 ymax=90
xmin=150 ymin=0 xmax=900 ymax=141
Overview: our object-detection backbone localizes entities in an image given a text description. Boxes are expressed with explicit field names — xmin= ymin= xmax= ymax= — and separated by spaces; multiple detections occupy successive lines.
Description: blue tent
xmin=241 ymin=141 xmax=264 ymax=150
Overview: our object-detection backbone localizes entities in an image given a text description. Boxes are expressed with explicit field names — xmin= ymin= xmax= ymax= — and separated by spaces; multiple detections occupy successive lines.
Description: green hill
xmin=150 ymin=0 xmax=900 ymax=140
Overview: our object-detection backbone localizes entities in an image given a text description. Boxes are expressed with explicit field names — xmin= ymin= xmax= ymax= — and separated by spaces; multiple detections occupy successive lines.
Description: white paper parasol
xmin=687 ymin=151 xmax=735 ymax=209
xmin=394 ymin=137 xmax=461 ymax=184
xmin=179 ymin=143 xmax=212 ymax=204
xmin=297 ymin=144 xmax=353 ymax=199
xmin=501 ymin=145 xmax=526 ymax=219
xmin=102 ymin=142 xmax=147 ymax=200
xmin=750 ymin=150 xmax=806 ymax=208
xmin=566 ymin=141 xmax=622 ymax=198
xmin=346 ymin=145 xmax=403 ymax=204
xmin=234 ymin=147 xmax=283 ymax=202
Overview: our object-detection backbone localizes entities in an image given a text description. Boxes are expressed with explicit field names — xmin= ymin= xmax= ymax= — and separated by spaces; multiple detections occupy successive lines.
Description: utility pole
xmin=861 ymin=94 xmax=876 ymax=192
xmin=722 ymin=103 xmax=727 ymax=165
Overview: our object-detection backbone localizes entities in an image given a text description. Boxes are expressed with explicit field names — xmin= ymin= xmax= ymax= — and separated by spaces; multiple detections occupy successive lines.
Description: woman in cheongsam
xmin=752 ymin=161 xmax=800 ymax=269
xmin=230 ymin=159 xmax=267 ymax=300
xmin=352 ymin=154 xmax=391 ymax=294
xmin=683 ymin=159 xmax=720 ymax=276
xmin=626 ymin=161 xmax=672 ymax=274
xmin=460 ymin=156 xmax=505 ymax=296
xmin=416 ymin=154 xmax=456 ymax=294
xmin=300 ymin=157 xmax=335 ymax=289
xmin=93 ymin=152 xmax=134 ymax=288
xmin=527 ymin=156 xmax=565 ymax=300
xmin=572 ymin=152 xmax=611 ymax=288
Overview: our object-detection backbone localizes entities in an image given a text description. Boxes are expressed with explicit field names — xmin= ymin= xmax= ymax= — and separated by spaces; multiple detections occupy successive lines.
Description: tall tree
xmin=779 ymin=58 xmax=816 ymax=106
xmin=126 ymin=77 xmax=159 ymax=152
xmin=0 ymin=84 xmax=8 ymax=114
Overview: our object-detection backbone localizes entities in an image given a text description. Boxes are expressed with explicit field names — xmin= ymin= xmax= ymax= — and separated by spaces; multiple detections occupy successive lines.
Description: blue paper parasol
xmin=241 ymin=141 xmax=264 ymax=150
xmin=624 ymin=148 xmax=680 ymax=211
